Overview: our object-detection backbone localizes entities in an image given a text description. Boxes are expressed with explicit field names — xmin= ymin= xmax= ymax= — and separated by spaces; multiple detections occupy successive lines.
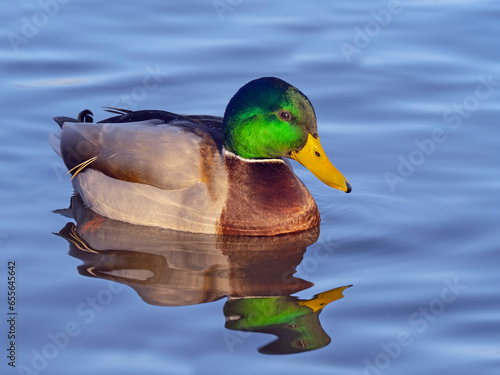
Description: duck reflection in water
xmin=56 ymin=195 xmax=351 ymax=355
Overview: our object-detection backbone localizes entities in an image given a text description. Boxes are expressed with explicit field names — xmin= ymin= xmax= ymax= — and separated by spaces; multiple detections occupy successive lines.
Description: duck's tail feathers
xmin=51 ymin=109 xmax=95 ymax=157
xmin=53 ymin=116 xmax=79 ymax=128
xmin=50 ymin=116 xmax=75 ymax=157
xmin=48 ymin=129 xmax=62 ymax=157
xmin=102 ymin=107 xmax=132 ymax=115
xmin=53 ymin=109 xmax=94 ymax=128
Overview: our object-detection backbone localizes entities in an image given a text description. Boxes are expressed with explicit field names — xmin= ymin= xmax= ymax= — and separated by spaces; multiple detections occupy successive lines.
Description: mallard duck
xmin=49 ymin=77 xmax=350 ymax=236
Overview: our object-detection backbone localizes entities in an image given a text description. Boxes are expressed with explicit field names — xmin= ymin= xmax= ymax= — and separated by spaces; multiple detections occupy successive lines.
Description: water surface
xmin=2 ymin=1 xmax=499 ymax=374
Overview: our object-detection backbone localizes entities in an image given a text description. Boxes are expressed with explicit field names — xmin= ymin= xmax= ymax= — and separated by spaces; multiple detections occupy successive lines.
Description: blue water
xmin=2 ymin=0 xmax=500 ymax=374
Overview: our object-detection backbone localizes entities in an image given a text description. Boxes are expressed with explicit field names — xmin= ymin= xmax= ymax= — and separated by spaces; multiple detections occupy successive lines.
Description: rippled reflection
xmin=55 ymin=195 xmax=351 ymax=354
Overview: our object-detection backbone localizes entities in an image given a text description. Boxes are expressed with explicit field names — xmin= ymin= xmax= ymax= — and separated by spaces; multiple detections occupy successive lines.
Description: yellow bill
xmin=299 ymin=285 xmax=352 ymax=312
xmin=290 ymin=134 xmax=351 ymax=193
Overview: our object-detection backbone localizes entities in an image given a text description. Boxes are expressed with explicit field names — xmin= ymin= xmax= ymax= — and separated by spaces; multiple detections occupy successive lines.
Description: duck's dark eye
xmin=278 ymin=110 xmax=292 ymax=121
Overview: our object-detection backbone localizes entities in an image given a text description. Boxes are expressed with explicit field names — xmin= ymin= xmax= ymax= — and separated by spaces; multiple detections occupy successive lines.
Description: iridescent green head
xmin=223 ymin=77 xmax=352 ymax=193
xmin=223 ymin=77 xmax=316 ymax=159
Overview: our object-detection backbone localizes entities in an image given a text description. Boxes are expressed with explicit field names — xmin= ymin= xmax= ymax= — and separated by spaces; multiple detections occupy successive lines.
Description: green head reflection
xmin=224 ymin=286 xmax=351 ymax=355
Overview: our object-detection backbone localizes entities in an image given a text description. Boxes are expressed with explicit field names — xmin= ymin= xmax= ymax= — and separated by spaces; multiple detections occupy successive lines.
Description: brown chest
xmin=218 ymin=154 xmax=320 ymax=236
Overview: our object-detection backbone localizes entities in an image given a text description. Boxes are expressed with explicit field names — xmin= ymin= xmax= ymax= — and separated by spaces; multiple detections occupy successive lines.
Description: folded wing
xmin=59 ymin=118 xmax=222 ymax=191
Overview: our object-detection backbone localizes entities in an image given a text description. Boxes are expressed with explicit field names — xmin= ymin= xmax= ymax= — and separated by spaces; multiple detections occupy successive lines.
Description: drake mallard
xmin=49 ymin=77 xmax=350 ymax=236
